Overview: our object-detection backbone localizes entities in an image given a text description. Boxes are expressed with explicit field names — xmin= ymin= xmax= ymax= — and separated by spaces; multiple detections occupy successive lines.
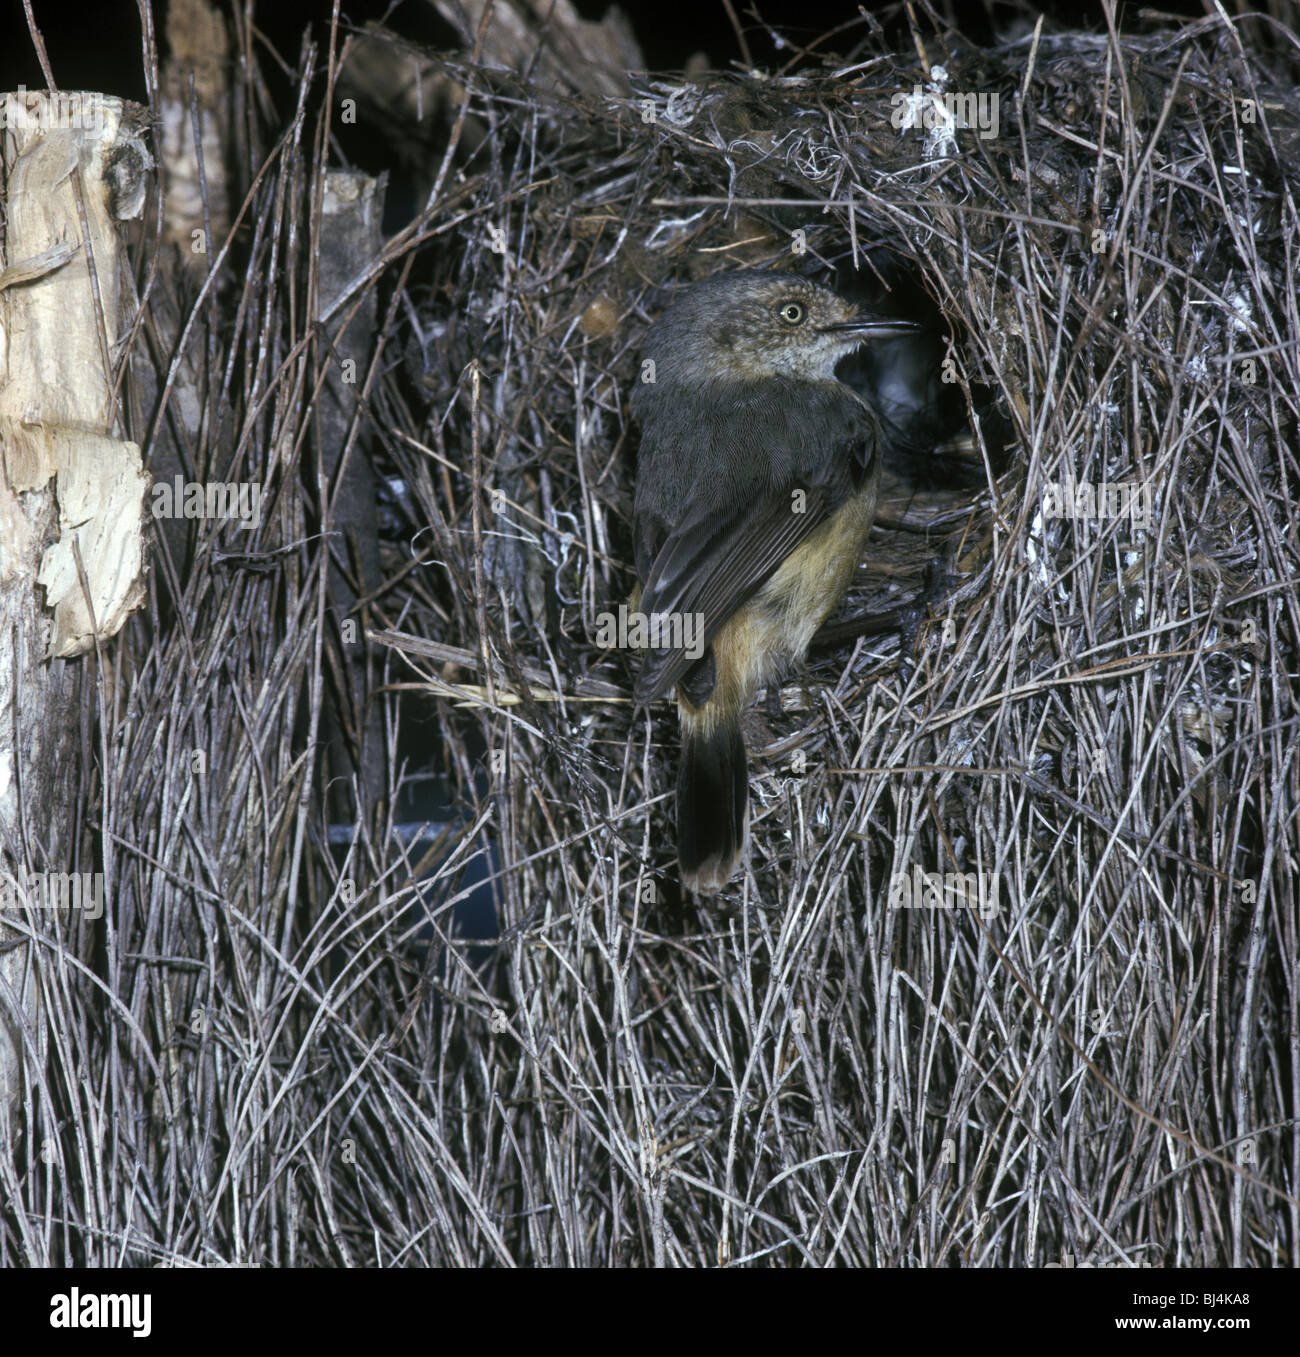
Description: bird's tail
xmin=677 ymin=713 xmax=747 ymax=893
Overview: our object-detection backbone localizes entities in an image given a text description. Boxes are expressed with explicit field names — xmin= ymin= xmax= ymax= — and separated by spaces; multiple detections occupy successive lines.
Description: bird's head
xmin=637 ymin=271 xmax=921 ymax=387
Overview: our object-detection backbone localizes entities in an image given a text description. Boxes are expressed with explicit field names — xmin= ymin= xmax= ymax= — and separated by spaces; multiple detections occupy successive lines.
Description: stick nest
xmin=11 ymin=10 xmax=1300 ymax=1266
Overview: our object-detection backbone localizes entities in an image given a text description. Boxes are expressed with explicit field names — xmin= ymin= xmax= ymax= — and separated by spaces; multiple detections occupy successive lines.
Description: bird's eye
xmin=778 ymin=301 xmax=806 ymax=325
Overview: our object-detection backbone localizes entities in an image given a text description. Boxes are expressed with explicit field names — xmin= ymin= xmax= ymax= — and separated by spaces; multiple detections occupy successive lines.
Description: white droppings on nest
xmin=892 ymin=88 xmax=959 ymax=160
xmin=1025 ymin=504 xmax=1062 ymax=595
xmin=946 ymin=738 xmax=976 ymax=768
xmin=467 ymin=287 xmax=512 ymax=323
xmin=1226 ymin=287 xmax=1254 ymax=333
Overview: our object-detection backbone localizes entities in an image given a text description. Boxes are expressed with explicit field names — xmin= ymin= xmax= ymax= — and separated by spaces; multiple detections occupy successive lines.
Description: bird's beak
xmin=820 ymin=314 xmax=924 ymax=338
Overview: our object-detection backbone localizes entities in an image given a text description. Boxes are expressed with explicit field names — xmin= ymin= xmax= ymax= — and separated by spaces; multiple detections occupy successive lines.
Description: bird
xmin=630 ymin=271 xmax=920 ymax=893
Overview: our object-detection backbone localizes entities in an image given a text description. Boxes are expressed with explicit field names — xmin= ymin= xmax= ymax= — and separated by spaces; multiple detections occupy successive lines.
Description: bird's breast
xmin=682 ymin=475 xmax=880 ymax=731
xmin=756 ymin=477 xmax=878 ymax=653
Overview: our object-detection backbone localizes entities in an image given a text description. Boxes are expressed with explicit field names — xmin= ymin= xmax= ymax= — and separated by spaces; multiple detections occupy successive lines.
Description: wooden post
xmin=0 ymin=90 xmax=152 ymax=1133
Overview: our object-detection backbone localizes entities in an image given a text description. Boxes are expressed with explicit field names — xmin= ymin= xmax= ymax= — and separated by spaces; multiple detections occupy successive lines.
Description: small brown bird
xmin=631 ymin=271 xmax=918 ymax=893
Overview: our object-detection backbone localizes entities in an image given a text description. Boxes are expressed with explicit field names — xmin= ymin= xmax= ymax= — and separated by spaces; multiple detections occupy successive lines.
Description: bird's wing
xmin=632 ymin=479 xmax=835 ymax=704
xmin=631 ymin=378 xmax=880 ymax=704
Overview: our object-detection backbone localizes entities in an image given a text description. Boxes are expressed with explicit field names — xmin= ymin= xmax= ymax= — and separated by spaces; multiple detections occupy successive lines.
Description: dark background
xmin=1 ymin=0 xmax=1222 ymax=95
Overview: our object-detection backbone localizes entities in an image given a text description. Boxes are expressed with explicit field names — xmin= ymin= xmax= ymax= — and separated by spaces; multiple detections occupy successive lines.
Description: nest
xmin=6 ymin=7 xmax=1299 ymax=1266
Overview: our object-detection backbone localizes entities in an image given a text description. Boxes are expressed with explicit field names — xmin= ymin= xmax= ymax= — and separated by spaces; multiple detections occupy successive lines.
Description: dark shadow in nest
xmin=829 ymin=246 xmax=1013 ymax=493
